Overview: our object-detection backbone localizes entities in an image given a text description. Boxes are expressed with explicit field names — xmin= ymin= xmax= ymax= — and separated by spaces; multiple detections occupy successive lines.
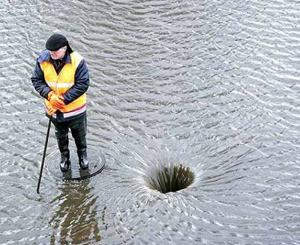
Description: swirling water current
xmin=0 ymin=0 xmax=300 ymax=244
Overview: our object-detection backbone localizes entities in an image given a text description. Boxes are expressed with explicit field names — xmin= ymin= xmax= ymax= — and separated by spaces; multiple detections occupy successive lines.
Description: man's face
xmin=50 ymin=46 xmax=67 ymax=60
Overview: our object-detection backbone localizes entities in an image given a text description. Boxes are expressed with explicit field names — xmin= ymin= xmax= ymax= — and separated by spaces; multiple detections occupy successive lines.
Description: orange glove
xmin=48 ymin=91 xmax=65 ymax=110
xmin=47 ymin=104 xmax=57 ymax=115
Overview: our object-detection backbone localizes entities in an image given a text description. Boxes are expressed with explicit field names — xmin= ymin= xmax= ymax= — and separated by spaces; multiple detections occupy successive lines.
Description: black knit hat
xmin=46 ymin=34 xmax=72 ymax=52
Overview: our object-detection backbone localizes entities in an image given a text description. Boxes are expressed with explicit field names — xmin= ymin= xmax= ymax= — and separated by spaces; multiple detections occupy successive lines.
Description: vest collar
xmin=38 ymin=50 xmax=72 ymax=64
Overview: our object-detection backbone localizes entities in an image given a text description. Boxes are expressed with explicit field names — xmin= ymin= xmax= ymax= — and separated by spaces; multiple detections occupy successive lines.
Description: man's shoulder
xmin=70 ymin=51 xmax=85 ymax=67
xmin=37 ymin=50 xmax=51 ymax=63
xmin=70 ymin=51 xmax=83 ymax=61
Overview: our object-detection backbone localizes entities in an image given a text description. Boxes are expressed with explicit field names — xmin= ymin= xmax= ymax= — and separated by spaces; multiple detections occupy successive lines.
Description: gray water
xmin=0 ymin=0 xmax=300 ymax=244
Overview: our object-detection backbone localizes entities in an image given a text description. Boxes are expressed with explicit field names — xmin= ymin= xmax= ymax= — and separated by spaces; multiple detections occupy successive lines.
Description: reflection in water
xmin=49 ymin=180 xmax=101 ymax=244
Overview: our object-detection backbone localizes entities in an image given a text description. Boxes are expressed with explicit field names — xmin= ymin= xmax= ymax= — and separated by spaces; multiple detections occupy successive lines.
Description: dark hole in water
xmin=145 ymin=164 xmax=195 ymax=193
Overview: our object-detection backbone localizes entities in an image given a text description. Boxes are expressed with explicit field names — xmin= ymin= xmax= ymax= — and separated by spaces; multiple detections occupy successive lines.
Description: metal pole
xmin=37 ymin=116 xmax=52 ymax=194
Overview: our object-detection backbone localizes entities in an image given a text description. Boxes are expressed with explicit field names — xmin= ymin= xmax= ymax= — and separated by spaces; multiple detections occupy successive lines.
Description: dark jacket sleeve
xmin=31 ymin=61 xmax=52 ymax=99
xmin=63 ymin=59 xmax=90 ymax=105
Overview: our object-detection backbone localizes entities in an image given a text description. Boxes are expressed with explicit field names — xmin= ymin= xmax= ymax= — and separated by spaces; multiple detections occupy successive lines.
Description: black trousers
xmin=51 ymin=114 xmax=87 ymax=157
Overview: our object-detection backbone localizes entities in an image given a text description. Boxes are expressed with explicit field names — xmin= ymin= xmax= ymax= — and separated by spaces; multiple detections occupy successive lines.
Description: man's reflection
xmin=49 ymin=180 xmax=102 ymax=244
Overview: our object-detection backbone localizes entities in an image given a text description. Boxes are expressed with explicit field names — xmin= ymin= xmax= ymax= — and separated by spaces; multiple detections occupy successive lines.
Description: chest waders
xmin=52 ymin=115 xmax=88 ymax=171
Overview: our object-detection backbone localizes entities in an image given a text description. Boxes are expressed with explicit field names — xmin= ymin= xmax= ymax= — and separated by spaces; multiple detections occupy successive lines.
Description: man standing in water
xmin=31 ymin=34 xmax=90 ymax=172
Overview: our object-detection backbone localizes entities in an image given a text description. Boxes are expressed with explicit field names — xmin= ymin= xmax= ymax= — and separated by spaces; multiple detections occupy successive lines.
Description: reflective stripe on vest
xmin=40 ymin=52 xmax=86 ymax=117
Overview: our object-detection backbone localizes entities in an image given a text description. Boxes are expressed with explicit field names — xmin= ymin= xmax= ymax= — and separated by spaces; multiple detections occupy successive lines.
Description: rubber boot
xmin=57 ymin=135 xmax=71 ymax=172
xmin=72 ymin=128 xmax=89 ymax=170
xmin=78 ymin=149 xmax=89 ymax=170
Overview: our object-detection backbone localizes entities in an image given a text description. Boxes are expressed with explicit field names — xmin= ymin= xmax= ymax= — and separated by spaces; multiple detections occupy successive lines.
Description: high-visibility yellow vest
xmin=40 ymin=52 xmax=86 ymax=118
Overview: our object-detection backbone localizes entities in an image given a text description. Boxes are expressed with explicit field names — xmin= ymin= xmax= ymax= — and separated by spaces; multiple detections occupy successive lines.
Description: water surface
xmin=0 ymin=0 xmax=299 ymax=244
